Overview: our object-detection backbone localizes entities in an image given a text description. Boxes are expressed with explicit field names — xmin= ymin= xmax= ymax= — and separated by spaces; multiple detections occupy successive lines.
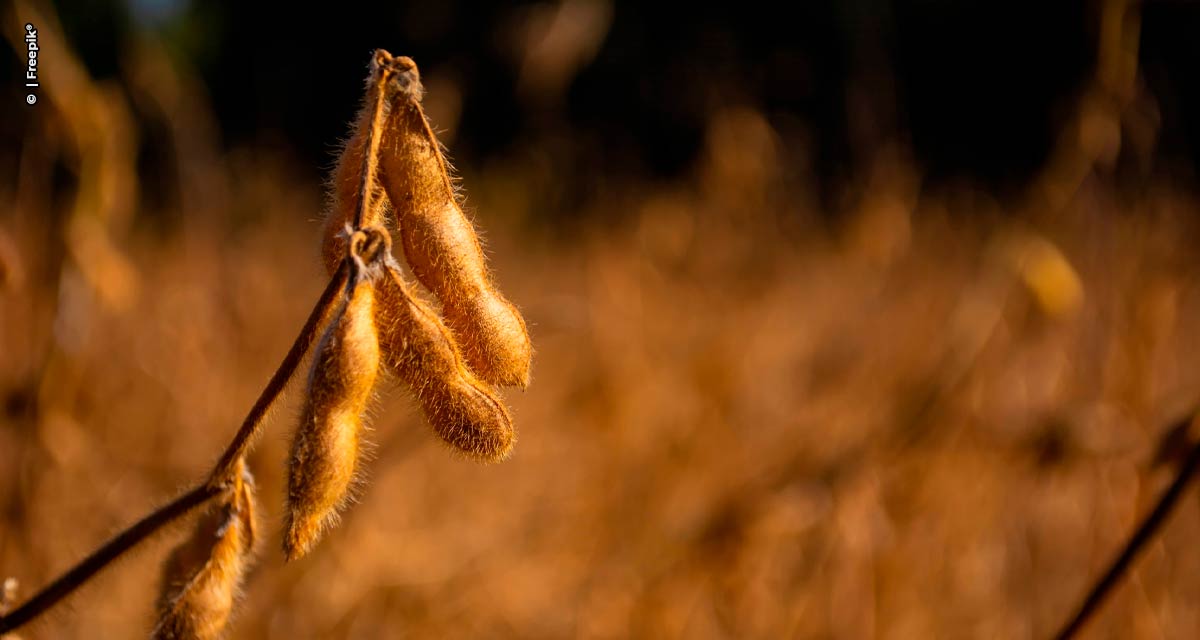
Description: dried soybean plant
xmin=0 ymin=49 xmax=530 ymax=638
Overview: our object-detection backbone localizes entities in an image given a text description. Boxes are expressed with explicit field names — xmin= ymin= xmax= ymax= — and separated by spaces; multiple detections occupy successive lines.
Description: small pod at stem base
xmin=154 ymin=460 xmax=257 ymax=640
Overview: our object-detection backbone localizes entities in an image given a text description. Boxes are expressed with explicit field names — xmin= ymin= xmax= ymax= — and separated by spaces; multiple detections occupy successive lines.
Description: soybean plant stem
xmin=352 ymin=60 xmax=391 ymax=230
xmin=209 ymin=261 xmax=349 ymax=485
xmin=0 ymin=484 xmax=219 ymax=634
xmin=0 ymin=262 xmax=349 ymax=635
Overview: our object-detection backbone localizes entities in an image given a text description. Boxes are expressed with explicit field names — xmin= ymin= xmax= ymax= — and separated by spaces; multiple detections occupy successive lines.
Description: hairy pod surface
xmin=321 ymin=50 xmax=420 ymax=273
xmin=376 ymin=264 xmax=516 ymax=461
xmin=376 ymin=61 xmax=533 ymax=389
xmin=284 ymin=273 xmax=380 ymax=561
xmin=154 ymin=462 xmax=257 ymax=640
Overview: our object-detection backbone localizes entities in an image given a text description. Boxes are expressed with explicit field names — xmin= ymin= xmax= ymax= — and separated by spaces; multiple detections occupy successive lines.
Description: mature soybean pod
xmin=284 ymin=277 xmax=379 ymax=561
xmin=375 ymin=264 xmax=515 ymax=461
xmin=321 ymin=50 xmax=406 ymax=274
xmin=322 ymin=122 xmax=368 ymax=275
xmin=377 ymin=61 xmax=533 ymax=389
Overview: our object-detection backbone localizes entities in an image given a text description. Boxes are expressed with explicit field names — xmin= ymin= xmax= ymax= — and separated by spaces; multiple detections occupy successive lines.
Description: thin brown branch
xmin=1054 ymin=415 xmax=1200 ymax=639
xmin=208 ymin=260 xmax=349 ymax=485
xmin=0 ymin=484 xmax=220 ymax=634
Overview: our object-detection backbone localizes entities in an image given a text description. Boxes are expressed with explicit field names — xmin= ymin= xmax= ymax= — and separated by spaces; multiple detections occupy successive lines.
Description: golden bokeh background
xmin=4 ymin=0 xmax=1200 ymax=638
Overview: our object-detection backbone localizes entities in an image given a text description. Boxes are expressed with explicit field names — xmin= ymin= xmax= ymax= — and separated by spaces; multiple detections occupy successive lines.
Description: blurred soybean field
xmin=4 ymin=0 xmax=1200 ymax=638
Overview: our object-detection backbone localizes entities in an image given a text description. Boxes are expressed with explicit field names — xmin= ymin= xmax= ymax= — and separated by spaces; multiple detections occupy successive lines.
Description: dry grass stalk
xmin=0 ymin=578 xmax=16 ymax=640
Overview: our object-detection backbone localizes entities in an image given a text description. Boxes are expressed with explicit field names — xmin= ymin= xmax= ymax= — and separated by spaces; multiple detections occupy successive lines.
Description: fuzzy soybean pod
xmin=377 ymin=59 xmax=533 ymax=389
xmin=321 ymin=50 xmax=414 ymax=274
xmin=376 ymin=262 xmax=516 ymax=461
xmin=284 ymin=259 xmax=380 ymax=562
xmin=154 ymin=462 xmax=257 ymax=640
